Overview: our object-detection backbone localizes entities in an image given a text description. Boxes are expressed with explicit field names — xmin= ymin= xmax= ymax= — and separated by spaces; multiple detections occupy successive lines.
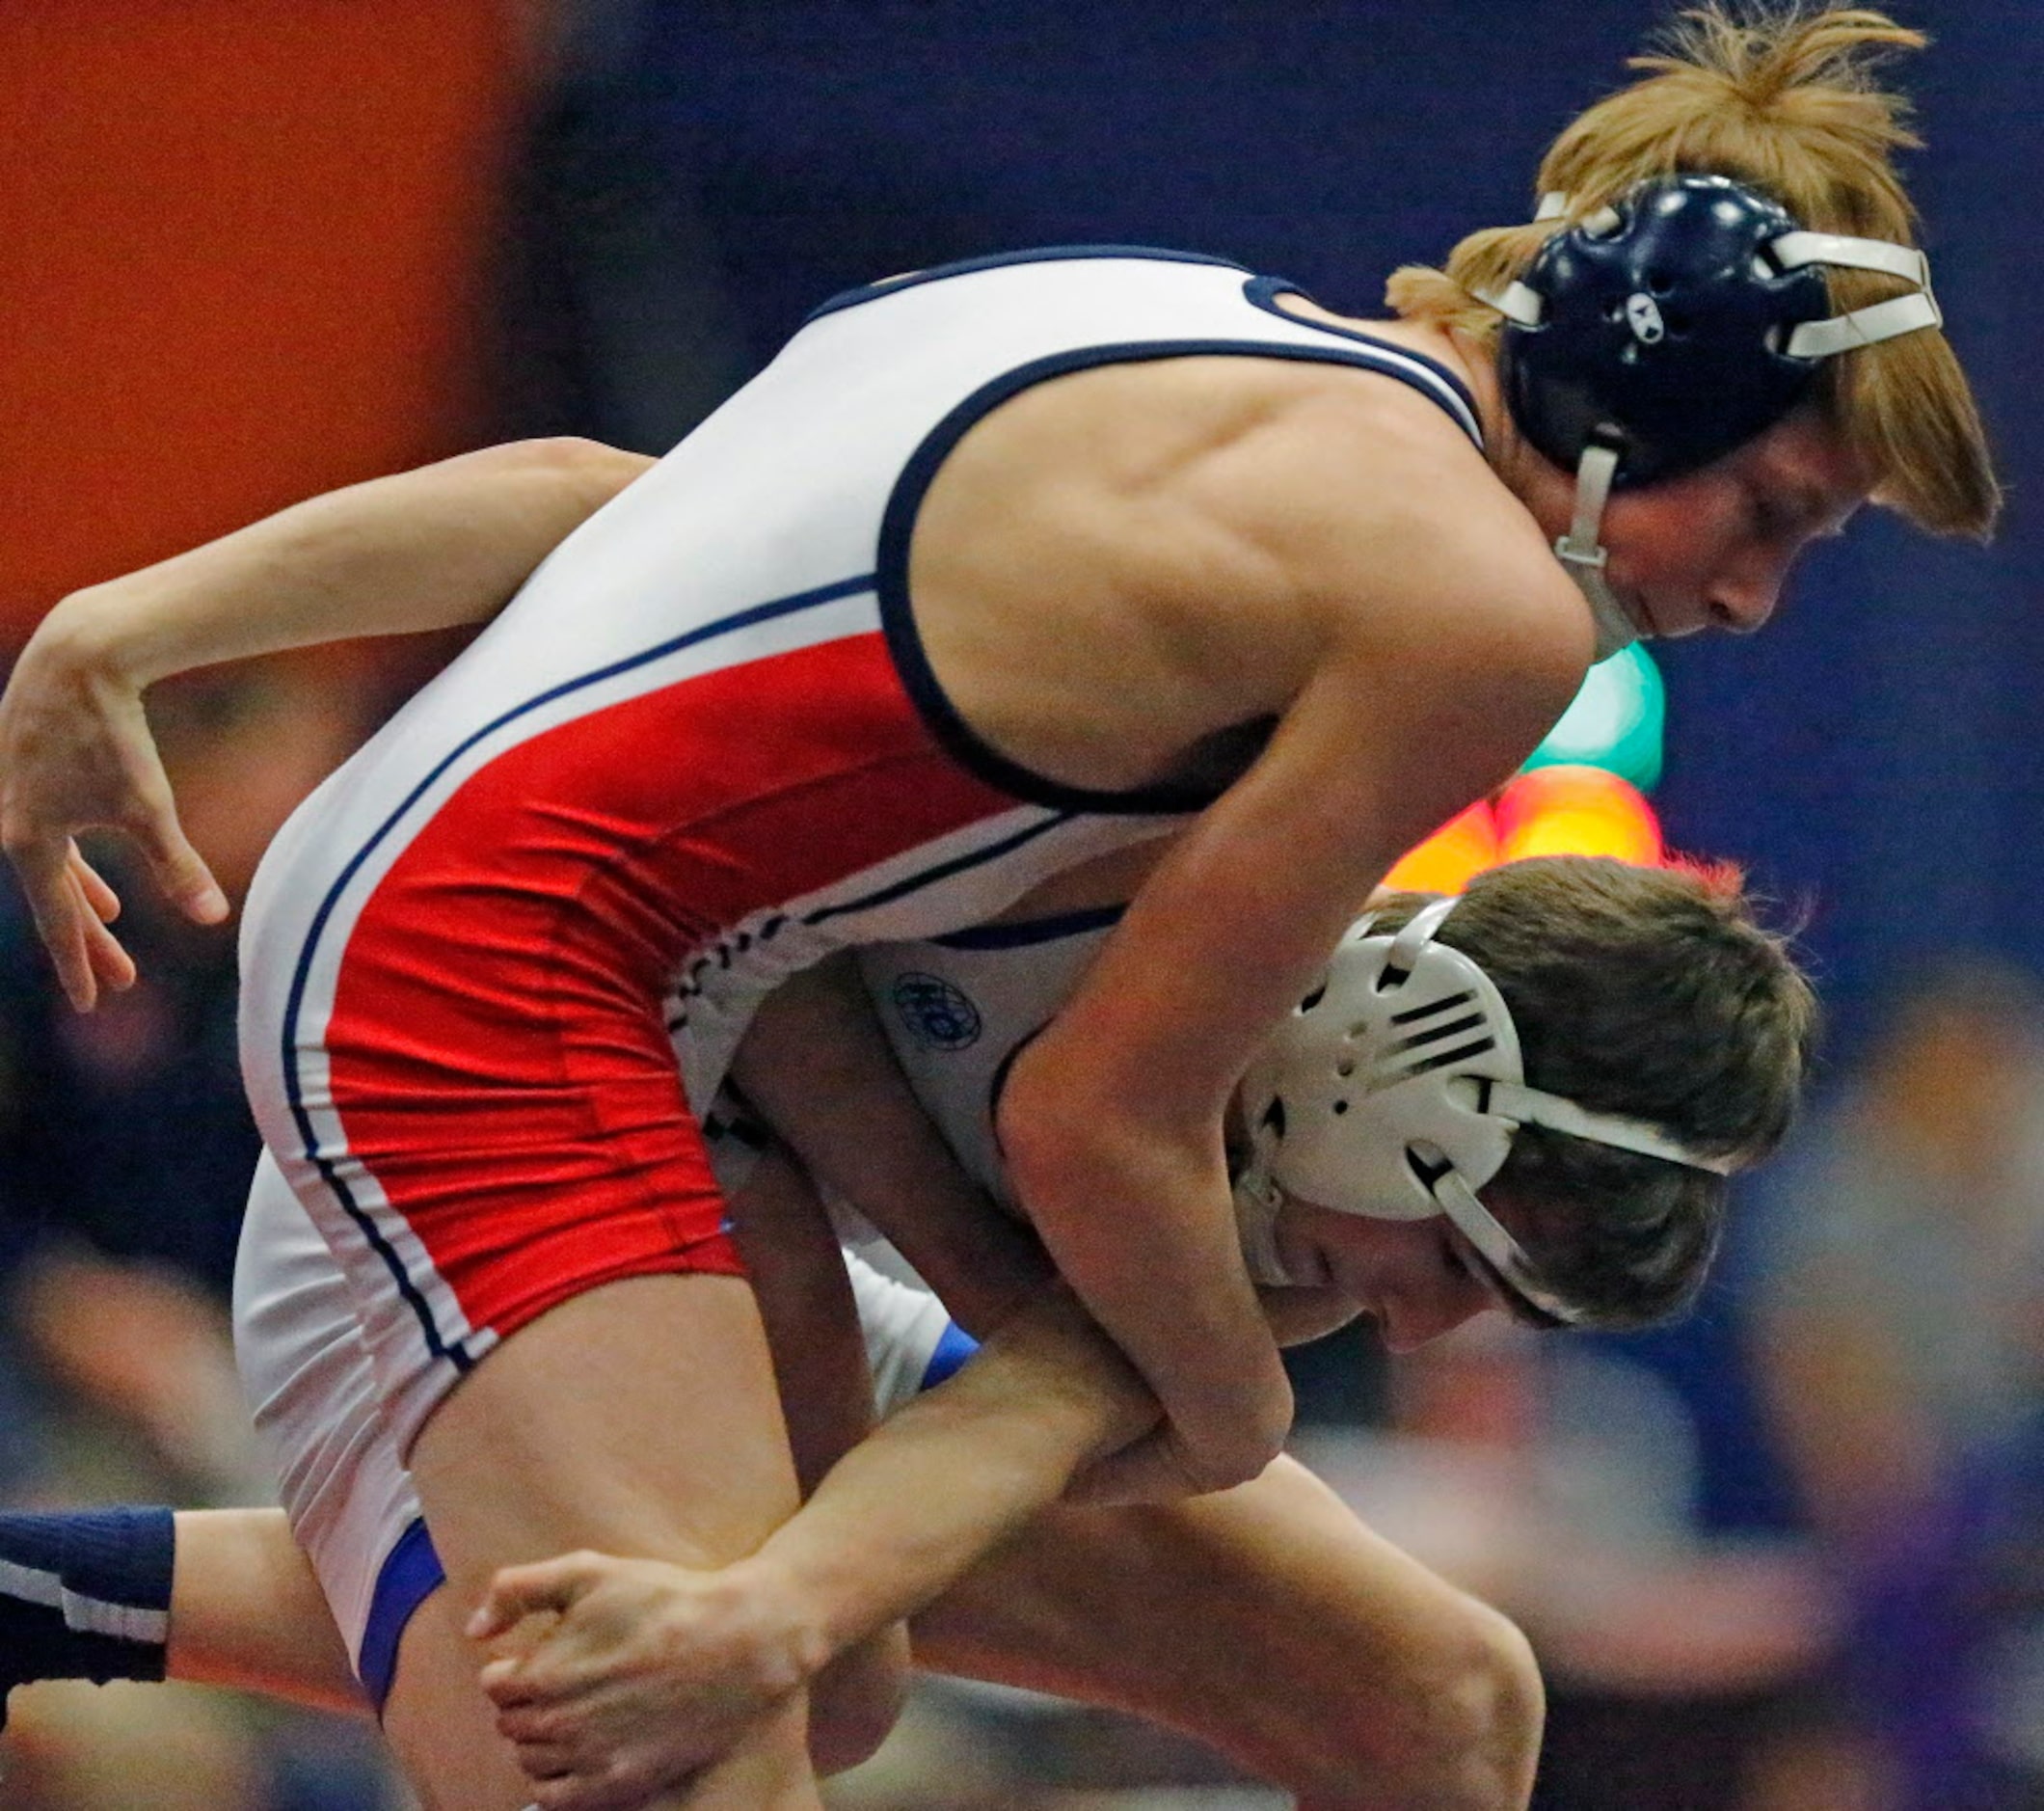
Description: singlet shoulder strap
xmin=1240 ymin=274 xmax=1482 ymax=449
xmin=866 ymin=254 xmax=1488 ymax=815
xmin=806 ymin=244 xmax=1254 ymax=325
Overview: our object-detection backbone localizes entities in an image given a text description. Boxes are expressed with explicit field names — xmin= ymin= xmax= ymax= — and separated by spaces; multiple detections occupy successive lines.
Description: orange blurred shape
xmin=0 ymin=1 xmax=523 ymax=637
xmin=1383 ymin=800 xmax=1502 ymax=894
xmin=1494 ymin=766 xmax=1663 ymax=866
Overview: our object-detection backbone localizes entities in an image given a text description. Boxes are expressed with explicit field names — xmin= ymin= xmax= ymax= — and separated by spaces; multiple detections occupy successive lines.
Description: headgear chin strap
xmin=1231 ymin=896 xmax=1735 ymax=1325
xmin=1485 ymin=175 xmax=1943 ymax=660
xmin=1553 ymin=442 xmax=1634 ymax=662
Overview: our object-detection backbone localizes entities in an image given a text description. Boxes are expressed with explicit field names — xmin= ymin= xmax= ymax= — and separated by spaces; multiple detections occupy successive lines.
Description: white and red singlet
xmin=235 ymin=247 xmax=1483 ymax=1449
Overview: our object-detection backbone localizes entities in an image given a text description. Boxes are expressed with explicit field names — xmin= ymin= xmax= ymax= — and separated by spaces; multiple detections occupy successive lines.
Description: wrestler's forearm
xmin=740 ymin=1285 xmax=1158 ymax=1666
xmin=734 ymin=958 xmax=1057 ymax=1337
xmin=168 ymin=1509 xmax=367 ymax=1715
xmin=724 ymin=1146 xmax=882 ymax=1498
xmin=1004 ymin=1091 xmax=1288 ymax=1489
xmin=37 ymin=438 xmax=652 ymax=689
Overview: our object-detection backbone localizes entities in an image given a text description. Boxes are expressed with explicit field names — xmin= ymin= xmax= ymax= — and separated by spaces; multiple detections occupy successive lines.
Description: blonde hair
xmin=1386 ymin=6 xmax=1999 ymax=538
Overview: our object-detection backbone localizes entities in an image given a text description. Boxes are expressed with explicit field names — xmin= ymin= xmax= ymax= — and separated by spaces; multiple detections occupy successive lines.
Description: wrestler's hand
xmin=0 ymin=598 xmax=226 ymax=1009
xmin=1062 ymin=1421 xmax=1292 ymax=1507
xmin=1062 ymin=1287 xmax=1354 ymax=1507
xmin=470 ymin=1549 xmax=828 ymax=1811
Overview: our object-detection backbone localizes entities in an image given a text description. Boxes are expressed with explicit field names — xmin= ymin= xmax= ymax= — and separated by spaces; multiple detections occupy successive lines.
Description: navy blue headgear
xmin=1502 ymin=175 xmax=1828 ymax=489
xmin=1483 ymin=173 xmax=1940 ymax=659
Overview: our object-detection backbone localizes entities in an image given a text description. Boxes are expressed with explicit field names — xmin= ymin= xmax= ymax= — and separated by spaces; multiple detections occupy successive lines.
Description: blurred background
xmin=2 ymin=1 xmax=2039 ymax=1806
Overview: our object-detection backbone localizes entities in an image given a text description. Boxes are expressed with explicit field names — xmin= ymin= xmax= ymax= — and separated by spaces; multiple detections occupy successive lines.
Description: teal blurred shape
xmin=1521 ymin=643 xmax=1664 ymax=792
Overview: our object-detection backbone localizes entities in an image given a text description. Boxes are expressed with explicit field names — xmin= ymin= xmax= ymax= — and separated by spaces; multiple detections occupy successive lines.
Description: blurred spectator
xmin=486 ymin=0 xmax=752 ymax=454
xmin=1932 ymin=1406 xmax=2044 ymax=1803
xmin=0 ymin=660 xmax=371 ymax=1496
xmin=1750 ymin=961 xmax=2044 ymax=1807
xmin=0 ymin=652 xmax=396 ymax=1809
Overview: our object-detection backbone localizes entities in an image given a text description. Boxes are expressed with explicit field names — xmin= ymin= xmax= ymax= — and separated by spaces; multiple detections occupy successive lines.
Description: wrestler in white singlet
xmin=232 ymin=248 xmax=1482 ymax=1456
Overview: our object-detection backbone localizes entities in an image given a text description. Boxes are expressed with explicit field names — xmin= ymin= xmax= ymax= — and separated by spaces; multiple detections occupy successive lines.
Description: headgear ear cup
xmin=1240 ymin=899 xmax=1522 ymax=1222
xmin=1484 ymin=173 xmax=1941 ymax=657
xmin=1233 ymin=896 xmax=1732 ymax=1322
xmin=1496 ymin=173 xmax=1938 ymax=487
xmin=1502 ymin=176 xmax=1828 ymax=488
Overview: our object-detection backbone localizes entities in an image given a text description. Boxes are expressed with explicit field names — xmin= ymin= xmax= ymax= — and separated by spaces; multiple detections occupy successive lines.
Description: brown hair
xmin=1385 ymin=6 xmax=1999 ymax=539
xmin=1373 ymin=854 xmax=1818 ymax=1329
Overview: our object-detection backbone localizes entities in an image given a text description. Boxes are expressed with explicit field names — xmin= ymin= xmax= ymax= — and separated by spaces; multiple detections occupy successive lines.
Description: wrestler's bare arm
xmin=471 ymin=1233 xmax=1364 ymax=1803
xmin=485 ymin=1143 xmax=920 ymax=1783
xmin=0 ymin=437 xmax=650 ymax=1008
xmin=469 ymin=1280 xmax=1159 ymax=1794
xmin=980 ymin=386 xmax=1592 ymax=1496
xmin=730 ymin=957 xmax=1056 ymax=1335
xmin=163 ymin=1509 xmax=363 ymax=1710
xmin=735 ymin=956 xmax=1358 ymax=1358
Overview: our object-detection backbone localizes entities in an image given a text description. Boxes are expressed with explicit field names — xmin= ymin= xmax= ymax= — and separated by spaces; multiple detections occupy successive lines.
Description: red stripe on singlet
xmin=317 ymin=630 xmax=1017 ymax=1334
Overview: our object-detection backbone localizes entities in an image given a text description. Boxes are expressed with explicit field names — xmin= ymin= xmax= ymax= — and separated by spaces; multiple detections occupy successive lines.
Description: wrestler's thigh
xmin=406 ymin=1274 xmax=819 ymax=1811
xmin=910 ymin=1453 xmax=1525 ymax=1789
xmin=408 ymin=1274 xmax=800 ymax=1597
xmin=382 ymin=1585 xmax=536 ymax=1811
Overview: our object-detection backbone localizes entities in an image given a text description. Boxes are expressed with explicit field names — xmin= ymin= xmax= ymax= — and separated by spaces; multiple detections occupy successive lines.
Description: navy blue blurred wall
xmin=569 ymin=0 xmax=2039 ymax=1063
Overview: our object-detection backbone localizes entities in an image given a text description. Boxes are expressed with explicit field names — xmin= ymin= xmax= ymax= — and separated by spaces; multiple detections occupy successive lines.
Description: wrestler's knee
xmin=1299 ymin=1593 xmax=1544 ymax=1811
xmin=806 ymin=1625 xmax=910 ymax=1776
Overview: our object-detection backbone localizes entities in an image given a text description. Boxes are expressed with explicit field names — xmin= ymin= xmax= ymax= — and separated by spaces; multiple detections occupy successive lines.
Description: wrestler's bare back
xmin=908 ymin=307 xmax=1581 ymax=807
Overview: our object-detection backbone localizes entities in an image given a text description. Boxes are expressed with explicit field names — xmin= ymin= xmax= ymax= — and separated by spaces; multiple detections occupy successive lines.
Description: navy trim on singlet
xmin=663 ymin=815 xmax=1073 ymax=1039
xmin=805 ymin=244 xmax=1253 ymax=325
xmin=930 ymin=903 xmax=1127 ymax=951
xmin=799 ymin=810 xmax=1076 ymax=929
xmin=1241 ymin=275 xmax=1483 ymax=438
xmin=360 ymin=1518 xmax=444 ymax=1716
xmin=281 ymin=572 xmax=881 ymax=1373
xmin=876 ymin=336 xmax=1487 ymax=817
xmin=984 ymin=1021 xmax=1052 ymax=1169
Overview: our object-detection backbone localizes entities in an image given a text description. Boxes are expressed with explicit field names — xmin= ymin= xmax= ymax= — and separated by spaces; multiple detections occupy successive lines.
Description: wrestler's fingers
xmin=470 ymin=1550 xmax=608 ymax=1643
xmin=73 ymin=872 xmax=138 ymax=996
xmin=82 ymin=928 xmax=138 ymax=1002
xmin=504 ymin=1732 xmax=578 ymax=1779
xmin=125 ymin=802 xmax=227 ymax=926
xmin=67 ymin=844 xmax=122 ymax=924
xmin=494 ymin=1698 xmax=578 ymax=1743
xmin=479 ymin=1654 xmax=545 ymax=1707
xmin=13 ymin=846 xmax=98 ymax=1012
xmin=528 ymin=1756 xmax=664 ymax=1811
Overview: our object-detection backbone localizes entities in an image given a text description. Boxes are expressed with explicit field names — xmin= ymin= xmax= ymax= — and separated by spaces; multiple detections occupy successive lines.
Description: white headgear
xmin=1232 ymin=896 xmax=1735 ymax=1324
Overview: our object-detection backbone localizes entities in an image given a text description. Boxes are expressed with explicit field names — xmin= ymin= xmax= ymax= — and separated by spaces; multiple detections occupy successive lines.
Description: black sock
xmin=0 ymin=1507 xmax=175 ymax=1729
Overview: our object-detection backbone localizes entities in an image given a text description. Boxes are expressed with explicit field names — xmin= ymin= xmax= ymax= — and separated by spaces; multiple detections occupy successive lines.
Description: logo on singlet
xmin=892 ymin=973 xmax=982 ymax=1051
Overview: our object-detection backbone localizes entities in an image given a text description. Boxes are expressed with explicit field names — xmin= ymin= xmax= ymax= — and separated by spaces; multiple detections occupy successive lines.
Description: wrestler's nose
xmin=1707 ymin=562 xmax=1785 ymax=635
